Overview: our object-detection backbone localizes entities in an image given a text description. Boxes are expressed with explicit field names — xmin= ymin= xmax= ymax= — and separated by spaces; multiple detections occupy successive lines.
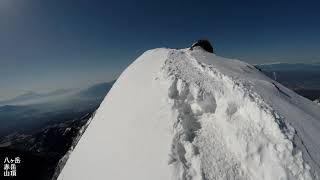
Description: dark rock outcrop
xmin=190 ymin=39 xmax=214 ymax=53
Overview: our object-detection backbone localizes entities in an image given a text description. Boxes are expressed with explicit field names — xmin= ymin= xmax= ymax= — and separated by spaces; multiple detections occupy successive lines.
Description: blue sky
xmin=0 ymin=0 xmax=320 ymax=100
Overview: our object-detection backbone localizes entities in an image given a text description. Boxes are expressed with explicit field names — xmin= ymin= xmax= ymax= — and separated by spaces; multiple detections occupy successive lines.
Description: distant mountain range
xmin=75 ymin=80 xmax=115 ymax=99
xmin=257 ymin=62 xmax=320 ymax=100
xmin=256 ymin=62 xmax=320 ymax=71
xmin=0 ymin=89 xmax=73 ymax=106
xmin=0 ymin=81 xmax=114 ymax=106
xmin=0 ymin=81 xmax=114 ymax=136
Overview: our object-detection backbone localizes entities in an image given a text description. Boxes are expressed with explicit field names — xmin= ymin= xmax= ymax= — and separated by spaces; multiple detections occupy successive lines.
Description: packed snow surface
xmin=59 ymin=47 xmax=320 ymax=180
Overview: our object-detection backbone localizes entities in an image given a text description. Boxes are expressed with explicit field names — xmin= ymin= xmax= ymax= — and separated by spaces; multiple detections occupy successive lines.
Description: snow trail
xmin=164 ymin=49 xmax=313 ymax=180
xmin=58 ymin=47 xmax=320 ymax=180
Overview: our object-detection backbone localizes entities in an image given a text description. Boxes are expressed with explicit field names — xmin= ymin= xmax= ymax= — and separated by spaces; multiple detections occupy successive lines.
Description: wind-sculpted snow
xmin=164 ymin=49 xmax=314 ymax=179
xmin=59 ymin=48 xmax=320 ymax=180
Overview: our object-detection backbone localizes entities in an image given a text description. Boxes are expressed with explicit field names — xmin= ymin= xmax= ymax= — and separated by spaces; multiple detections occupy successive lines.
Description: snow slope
xmin=58 ymin=47 xmax=320 ymax=180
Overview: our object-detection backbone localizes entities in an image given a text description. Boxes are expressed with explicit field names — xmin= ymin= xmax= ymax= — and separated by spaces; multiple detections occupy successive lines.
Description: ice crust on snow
xmin=58 ymin=48 xmax=320 ymax=180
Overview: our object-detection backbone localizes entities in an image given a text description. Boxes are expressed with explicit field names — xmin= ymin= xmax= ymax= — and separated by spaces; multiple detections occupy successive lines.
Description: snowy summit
xmin=58 ymin=41 xmax=320 ymax=180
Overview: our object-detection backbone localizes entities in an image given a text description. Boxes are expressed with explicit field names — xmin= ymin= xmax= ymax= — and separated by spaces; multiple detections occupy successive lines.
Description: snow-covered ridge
xmin=163 ymin=49 xmax=316 ymax=179
xmin=59 ymin=47 xmax=320 ymax=180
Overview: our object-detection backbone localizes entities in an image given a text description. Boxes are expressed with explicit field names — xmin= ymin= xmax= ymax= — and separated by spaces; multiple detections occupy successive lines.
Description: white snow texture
xmin=59 ymin=47 xmax=320 ymax=180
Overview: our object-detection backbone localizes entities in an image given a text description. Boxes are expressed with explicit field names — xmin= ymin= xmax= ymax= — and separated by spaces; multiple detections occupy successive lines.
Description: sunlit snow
xmin=58 ymin=47 xmax=320 ymax=180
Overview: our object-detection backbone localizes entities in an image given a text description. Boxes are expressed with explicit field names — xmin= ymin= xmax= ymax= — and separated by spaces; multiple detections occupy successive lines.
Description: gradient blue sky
xmin=1 ymin=0 xmax=320 ymax=100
